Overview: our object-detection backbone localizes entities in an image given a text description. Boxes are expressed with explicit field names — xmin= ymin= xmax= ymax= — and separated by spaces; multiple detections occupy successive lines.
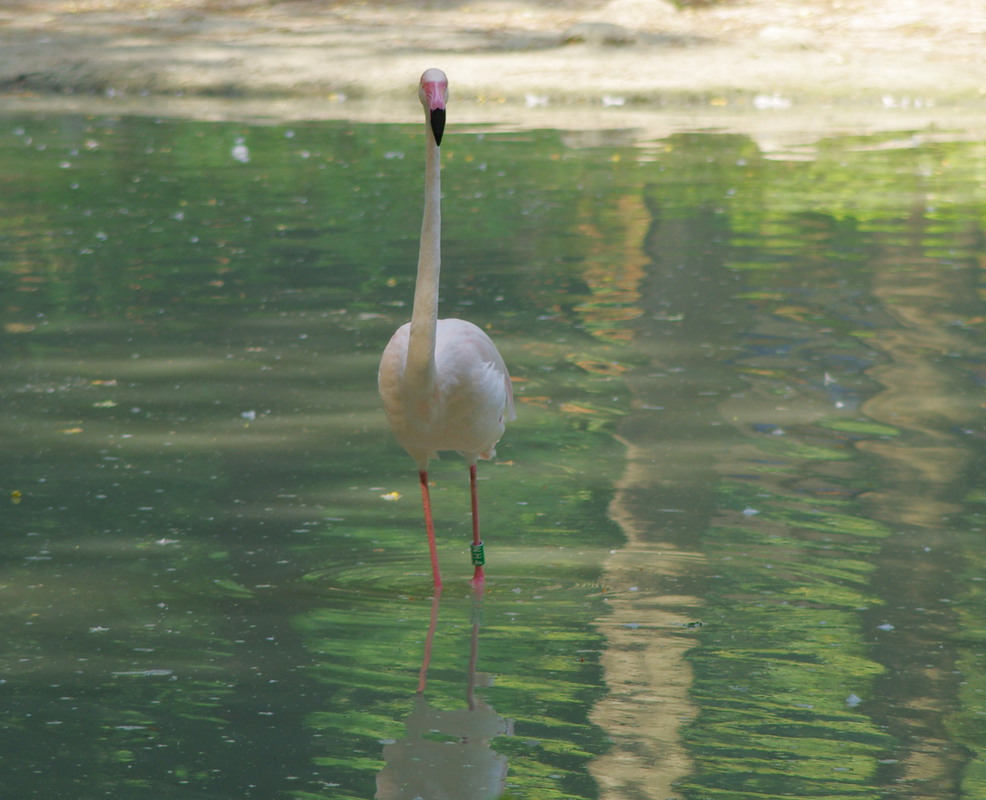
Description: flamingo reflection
xmin=375 ymin=590 xmax=514 ymax=800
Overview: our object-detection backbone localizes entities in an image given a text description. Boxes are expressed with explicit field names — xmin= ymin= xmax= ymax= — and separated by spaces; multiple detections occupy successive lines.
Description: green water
xmin=1 ymin=113 xmax=984 ymax=799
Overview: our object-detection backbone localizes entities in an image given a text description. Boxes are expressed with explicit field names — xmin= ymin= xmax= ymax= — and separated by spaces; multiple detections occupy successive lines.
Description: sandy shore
xmin=2 ymin=0 xmax=985 ymax=139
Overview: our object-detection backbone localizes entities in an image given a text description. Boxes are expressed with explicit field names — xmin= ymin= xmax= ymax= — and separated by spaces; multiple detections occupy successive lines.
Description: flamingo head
xmin=419 ymin=68 xmax=448 ymax=146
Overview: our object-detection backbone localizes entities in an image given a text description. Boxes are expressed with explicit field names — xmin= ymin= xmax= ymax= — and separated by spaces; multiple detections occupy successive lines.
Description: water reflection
xmin=853 ymin=192 xmax=985 ymax=796
xmin=577 ymin=130 xmax=986 ymax=799
xmin=376 ymin=591 xmax=513 ymax=800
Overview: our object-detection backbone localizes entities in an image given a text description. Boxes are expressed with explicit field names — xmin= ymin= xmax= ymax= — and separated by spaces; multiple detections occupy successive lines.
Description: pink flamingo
xmin=378 ymin=68 xmax=515 ymax=591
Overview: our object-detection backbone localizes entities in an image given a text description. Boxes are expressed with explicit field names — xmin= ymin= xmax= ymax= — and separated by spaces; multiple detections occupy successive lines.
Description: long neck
xmin=406 ymin=120 xmax=441 ymax=381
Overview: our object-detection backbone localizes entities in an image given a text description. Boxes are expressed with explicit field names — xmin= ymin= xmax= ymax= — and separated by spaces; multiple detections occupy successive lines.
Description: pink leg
xmin=419 ymin=470 xmax=443 ymax=591
xmin=469 ymin=463 xmax=485 ymax=587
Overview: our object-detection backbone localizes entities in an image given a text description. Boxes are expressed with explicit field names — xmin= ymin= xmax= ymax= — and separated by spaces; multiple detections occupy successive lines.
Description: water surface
xmin=1 ymin=113 xmax=985 ymax=799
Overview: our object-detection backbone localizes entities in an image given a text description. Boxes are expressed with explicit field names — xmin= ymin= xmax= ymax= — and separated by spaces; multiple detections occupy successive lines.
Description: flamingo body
xmin=378 ymin=68 xmax=514 ymax=590
xmin=380 ymin=317 xmax=513 ymax=469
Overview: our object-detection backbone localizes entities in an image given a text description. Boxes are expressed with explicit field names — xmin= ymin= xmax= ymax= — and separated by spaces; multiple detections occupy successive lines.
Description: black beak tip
xmin=430 ymin=108 xmax=446 ymax=146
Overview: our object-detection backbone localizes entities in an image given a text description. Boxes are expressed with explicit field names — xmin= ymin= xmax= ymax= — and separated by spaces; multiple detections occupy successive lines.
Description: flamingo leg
xmin=419 ymin=470 xmax=443 ymax=591
xmin=469 ymin=463 xmax=485 ymax=587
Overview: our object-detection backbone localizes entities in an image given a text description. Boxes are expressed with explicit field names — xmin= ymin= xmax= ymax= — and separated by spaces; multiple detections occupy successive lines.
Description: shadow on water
xmin=1 ymin=112 xmax=986 ymax=800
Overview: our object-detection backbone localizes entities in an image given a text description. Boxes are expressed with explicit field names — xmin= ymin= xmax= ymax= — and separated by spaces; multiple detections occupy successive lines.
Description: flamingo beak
xmin=429 ymin=107 xmax=446 ymax=146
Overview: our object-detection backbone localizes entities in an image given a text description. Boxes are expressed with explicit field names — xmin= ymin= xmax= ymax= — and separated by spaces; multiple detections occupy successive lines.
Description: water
xmin=1 ymin=112 xmax=984 ymax=799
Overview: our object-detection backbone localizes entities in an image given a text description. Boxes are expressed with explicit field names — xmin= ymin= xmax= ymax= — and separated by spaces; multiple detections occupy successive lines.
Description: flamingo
xmin=378 ymin=68 xmax=515 ymax=591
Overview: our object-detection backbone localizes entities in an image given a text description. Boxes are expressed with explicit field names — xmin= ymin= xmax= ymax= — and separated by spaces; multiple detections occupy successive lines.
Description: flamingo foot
xmin=471 ymin=565 xmax=485 ymax=589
